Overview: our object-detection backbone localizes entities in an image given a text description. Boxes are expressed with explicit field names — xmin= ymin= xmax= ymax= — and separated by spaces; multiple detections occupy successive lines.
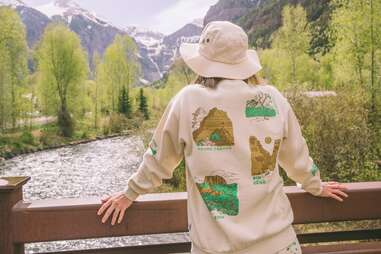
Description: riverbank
xmin=0 ymin=120 xmax=156 ymax=161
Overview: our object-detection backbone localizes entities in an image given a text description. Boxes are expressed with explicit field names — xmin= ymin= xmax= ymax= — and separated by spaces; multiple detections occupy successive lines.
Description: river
xmin=0 ymin=135 xmax=189 ymax=253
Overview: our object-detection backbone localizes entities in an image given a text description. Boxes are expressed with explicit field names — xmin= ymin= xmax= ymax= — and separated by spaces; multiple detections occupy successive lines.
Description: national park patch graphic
xmin=245 ymin=91 xmax=278 ymax=118
xmin=148 ymin=139 xmax=158 ymax=156
xmin=310 ymin=162 xmax=319 ymax=176
xmin=249 ymin=136 xmax=281 ymax=184
xmin=192 ymin=107 xmax=234 ymax=151
xmin=195 ymin=171 xmax=239 ymax=220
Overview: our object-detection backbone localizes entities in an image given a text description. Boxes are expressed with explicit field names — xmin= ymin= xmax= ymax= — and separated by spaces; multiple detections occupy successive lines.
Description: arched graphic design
xmin=249 ymin=136 xmax=281 ymax=184
xmin=192 ymin=107 xmax=234 ymax=151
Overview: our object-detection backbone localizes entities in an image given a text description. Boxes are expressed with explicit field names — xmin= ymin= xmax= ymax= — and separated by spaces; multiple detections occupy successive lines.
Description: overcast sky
xmin=23 ymin=0 xmax=219 ymax=34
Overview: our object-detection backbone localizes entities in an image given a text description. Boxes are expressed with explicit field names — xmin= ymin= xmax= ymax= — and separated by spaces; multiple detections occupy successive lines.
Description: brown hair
xmin=192 ymin=73 xmax=265 ymax=89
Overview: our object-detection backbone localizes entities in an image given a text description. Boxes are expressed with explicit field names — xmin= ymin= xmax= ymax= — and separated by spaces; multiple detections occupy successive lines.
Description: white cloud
xmin=152 ymin=0 xmax=218 ymax=35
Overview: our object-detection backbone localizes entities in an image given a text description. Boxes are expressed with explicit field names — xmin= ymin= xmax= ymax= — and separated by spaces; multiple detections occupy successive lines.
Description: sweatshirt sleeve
xmin=123 ymin=94 xmax=185 ymax=201
xmin=277 ymin=98 xmax=323 ymax=196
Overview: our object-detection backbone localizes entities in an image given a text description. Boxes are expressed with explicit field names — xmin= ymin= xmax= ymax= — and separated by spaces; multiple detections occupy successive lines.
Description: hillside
xmin=204 ymin=0 xmax=332 ymax=55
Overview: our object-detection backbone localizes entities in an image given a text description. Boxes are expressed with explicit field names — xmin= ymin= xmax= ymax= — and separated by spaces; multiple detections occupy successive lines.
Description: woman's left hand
xmin=97 ymin=191 xmax=133 ymax=225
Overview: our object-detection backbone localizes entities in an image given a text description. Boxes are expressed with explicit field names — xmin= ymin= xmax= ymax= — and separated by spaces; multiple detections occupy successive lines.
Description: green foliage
xmin=0 ymin=6 xmax=28 ymax=131
xmin=20 ymin=130 xmax=35 ymax=145
xmin=259 ymin=4 xmax=320 ymax=89
xmin=327 ymin=0 xmax=381 ymax=155
xmin=97 ymin=35 xmax=140 ymax=114
xmin=118 ymin=86 xmax=131 ymax=118
xmin=282 ymin=87 xmax=380 ymax=183
xmin=36 ymin=23 xmax=89 ymax=137
xmin=138 ymin=88 xmax=149 ymax=120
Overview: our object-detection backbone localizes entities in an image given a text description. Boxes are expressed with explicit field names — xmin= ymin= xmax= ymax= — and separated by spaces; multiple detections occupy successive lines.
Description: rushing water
xmin=0 ymin=135 xmax=190 ymax=253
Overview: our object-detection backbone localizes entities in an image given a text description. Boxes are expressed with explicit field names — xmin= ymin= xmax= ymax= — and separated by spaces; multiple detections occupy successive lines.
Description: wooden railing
xmin=1 ymin=176 xmax=381 ymax=254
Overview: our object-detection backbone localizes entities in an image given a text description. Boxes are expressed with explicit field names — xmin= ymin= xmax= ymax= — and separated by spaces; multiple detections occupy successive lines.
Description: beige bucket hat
xmin=179 ymin=21 xmax=262 ymax=80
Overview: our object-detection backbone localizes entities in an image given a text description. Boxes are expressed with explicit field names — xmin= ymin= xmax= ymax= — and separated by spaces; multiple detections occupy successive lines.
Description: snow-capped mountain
xmin=0 ymin=0 xmax=24 ymax=6
xmin=1 ymin=0 xmax=203 ymax=84
xmin=125 ymin=20 xmax=203 ymax=82
xmin=125 ymin=26 xmax=166 ymax=82
xmin=34 ymin=0 xmax=109 ymax=27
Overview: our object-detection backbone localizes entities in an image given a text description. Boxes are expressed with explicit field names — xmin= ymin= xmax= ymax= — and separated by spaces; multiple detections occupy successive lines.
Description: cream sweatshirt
xmin=123 ymin=79 xmax=323 ymax=254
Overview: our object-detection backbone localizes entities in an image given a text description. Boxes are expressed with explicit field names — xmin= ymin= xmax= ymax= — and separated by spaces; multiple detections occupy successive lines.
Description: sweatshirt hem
xmin=191 ymin=225 xmax=297 ymax=254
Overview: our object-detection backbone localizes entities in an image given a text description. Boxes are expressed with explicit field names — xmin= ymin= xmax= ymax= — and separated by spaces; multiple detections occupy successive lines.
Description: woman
xmin=97 ymin=21 xmax=348 ymax=254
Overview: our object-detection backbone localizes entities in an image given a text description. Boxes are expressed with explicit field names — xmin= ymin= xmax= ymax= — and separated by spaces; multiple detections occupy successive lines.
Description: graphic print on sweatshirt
xmin=276 ymin=240 xmax=302 ymax=254
xmin=310 ymin=162 xmax=319 ymax=176
xmin=148 ymin=139 xmax=158 ymax=156
xmin=245 ymin=91 xmax=278 ymax=120
xmin=192 ymin=107 xmax=234 ymax=151
xmin=194 ymin=171 xmax=240 ymax=220
xmin=250 ymin=136 xmax=281 ymax=184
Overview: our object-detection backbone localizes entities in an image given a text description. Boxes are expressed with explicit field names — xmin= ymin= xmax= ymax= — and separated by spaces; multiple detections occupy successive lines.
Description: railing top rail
xmin=9 ymin=181 xmax=381 ymax=243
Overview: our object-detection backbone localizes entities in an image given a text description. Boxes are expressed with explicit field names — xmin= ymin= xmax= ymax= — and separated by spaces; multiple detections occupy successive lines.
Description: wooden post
xmin=0 ymin=176 xmax=30 ymax=254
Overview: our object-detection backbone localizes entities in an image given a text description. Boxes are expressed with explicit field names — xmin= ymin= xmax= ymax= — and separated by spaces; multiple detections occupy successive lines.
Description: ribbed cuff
xmin=315 ymin=182 xmax=324 ymax=196
xmin=296 ymin=181 xmax=323 ymax=196
xmin=123 ymin=187 xmax=140 ymax=201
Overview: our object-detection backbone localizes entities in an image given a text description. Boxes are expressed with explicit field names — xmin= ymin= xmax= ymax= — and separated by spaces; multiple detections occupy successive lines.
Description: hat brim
xmin=179 ymin=43 xmax=262 ymax=80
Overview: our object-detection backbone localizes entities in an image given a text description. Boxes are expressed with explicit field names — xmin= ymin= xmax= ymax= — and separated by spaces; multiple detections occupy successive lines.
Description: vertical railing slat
xmin=0 ymin=176 xmax=30 ymax=254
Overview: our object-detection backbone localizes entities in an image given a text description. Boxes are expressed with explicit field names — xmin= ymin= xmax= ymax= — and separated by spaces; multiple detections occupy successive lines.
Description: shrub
xmin=20 ymin=130 xmax=35 ymax=145
xmin=282 ymin=87 xmax=379 ymax=183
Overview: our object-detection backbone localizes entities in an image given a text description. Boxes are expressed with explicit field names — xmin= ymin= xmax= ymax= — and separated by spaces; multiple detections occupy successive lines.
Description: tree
xmin=36 ymin=23 xmax=88 ymax=137
xmin=272 ymin=4 xmax=311 ymax=83
xmin=0 ymin=7 xmax=28 ymax=131
xmin=138 ymin=88 xmax=149 ymax=120
xmin=118 ymin=85 xmax=131 ymax=118
xmin=259 ymin=4 xmax=319 ymax=89
xmin=98 ymin=35 xmax=140 ymax=114
xmin=92 ymin=52 xmax=102 ymax=129
xmin=328 ymin=0 xmax=381 ymax=142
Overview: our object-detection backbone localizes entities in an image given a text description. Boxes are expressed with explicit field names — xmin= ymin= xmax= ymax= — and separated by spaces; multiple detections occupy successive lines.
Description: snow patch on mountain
xmin=0 ymin=0 xmax=24 ymax=6
xmin=35 ymin=0 xmax=110 ymax=27
xmin=192 ymin=18 xmax=204 ymax=28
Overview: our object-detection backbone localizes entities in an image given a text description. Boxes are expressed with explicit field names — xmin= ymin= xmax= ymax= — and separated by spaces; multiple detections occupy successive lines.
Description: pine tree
xmin=138 ymin=88 xmax=149 ymax=120
xmin=118 ymin=86 xmax=131 ymax=118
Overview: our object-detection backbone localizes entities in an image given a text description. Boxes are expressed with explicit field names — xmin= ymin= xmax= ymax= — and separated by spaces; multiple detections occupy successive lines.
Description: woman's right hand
xmin=318 ymin=181 xmax=348 ymax=202
xmin=97 ymin=191 xmax=133 ymax=225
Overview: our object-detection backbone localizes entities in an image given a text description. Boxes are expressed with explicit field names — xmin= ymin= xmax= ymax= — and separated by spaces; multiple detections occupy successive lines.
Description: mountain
xmin=125 ymin=19 xmax=203 ymax=84
xmin=1 ymin=0 xmax=203 ymax=85
xmin=204 ymin=0 xmax=331 ymax=54
xmin=204 ymin=0 xmax=261 ymax=25
xmin=33 ymin=0 xmax=128 ymax=71
xmin=1 ymin=0 xmax=332 ymax=84
xmin=0 ymin=0 xmax=24 ymax=5
xmin=125 ymin=26 xmax=165 ymax=83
